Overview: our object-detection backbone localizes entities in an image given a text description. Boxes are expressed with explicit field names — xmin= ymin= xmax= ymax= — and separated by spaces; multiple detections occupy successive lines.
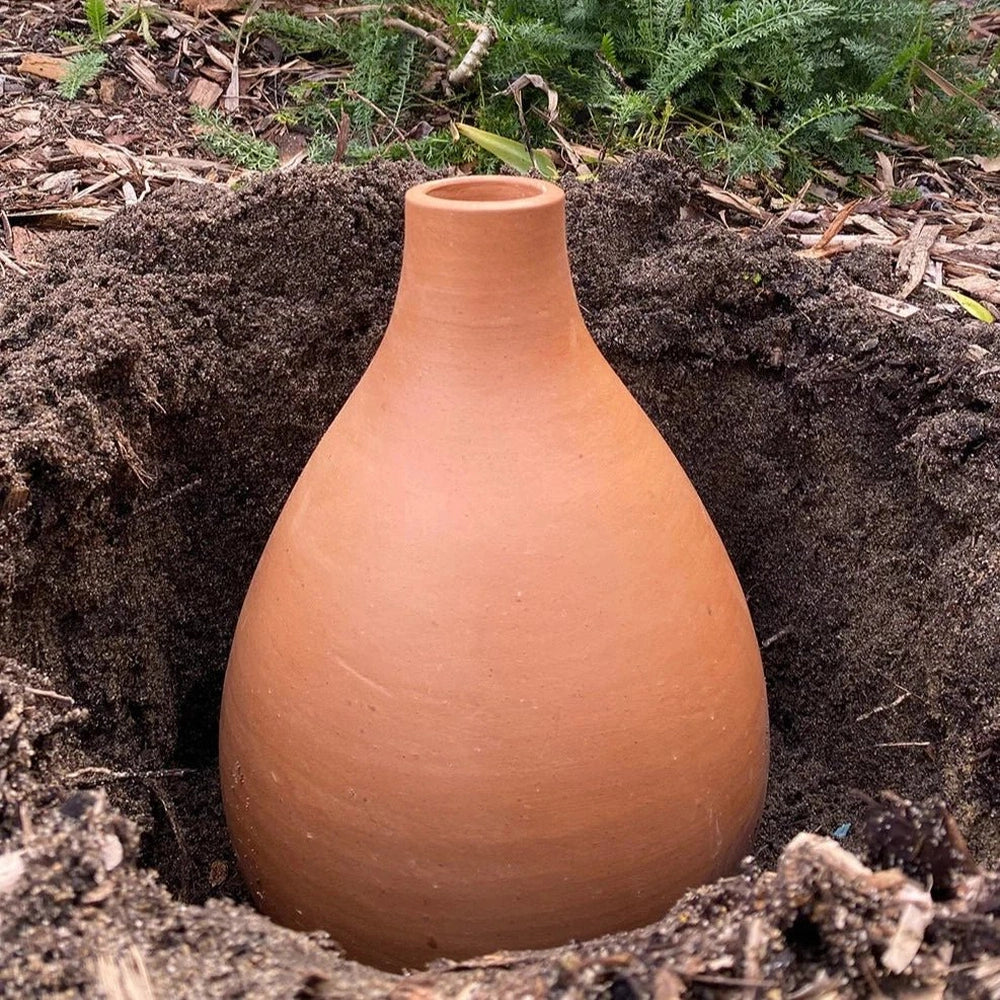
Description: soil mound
xmin=1 ymin=155 xmax=998 ymax=996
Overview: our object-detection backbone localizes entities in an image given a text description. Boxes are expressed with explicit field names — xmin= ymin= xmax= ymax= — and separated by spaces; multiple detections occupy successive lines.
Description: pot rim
xmin=406 ymin=175 xmax=562 ymax=212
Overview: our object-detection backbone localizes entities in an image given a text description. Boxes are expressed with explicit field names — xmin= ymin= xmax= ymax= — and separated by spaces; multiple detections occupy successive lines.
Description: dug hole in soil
xmin=1 ymin=154 xmax=999 ymax=997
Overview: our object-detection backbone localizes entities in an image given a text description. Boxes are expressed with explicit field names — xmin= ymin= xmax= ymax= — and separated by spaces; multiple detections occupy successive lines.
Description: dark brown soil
xmin=1 ymin=155 xmax=999 ymax=997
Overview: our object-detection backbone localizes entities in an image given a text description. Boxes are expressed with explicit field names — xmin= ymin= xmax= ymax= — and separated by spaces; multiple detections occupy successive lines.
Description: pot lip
xmin=407 ymin=175 xmax=562 ymax=212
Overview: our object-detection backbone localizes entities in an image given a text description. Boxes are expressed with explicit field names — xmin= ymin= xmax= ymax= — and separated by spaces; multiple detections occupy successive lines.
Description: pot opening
xmin=423 ymin=177 xmax=550 ymax=203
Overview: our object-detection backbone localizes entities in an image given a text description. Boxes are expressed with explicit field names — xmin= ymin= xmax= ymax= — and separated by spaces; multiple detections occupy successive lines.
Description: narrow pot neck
xmin=384 ymin=177 xmax=586 ymax=359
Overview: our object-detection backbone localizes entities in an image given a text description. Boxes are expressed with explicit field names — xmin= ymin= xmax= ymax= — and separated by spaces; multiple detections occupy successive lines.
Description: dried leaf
xmin=936 ymin=286 xmax=996 ymax=323
xmin=568 ymin=143 xmax=620 ymax=165
xmin=454 ymin=123 xmax=557 ymax=181
xmin=917 ymin=60 xmax=984 ymax=109
xmin=876 ymin=152 xmax=895 ymax=190
xmin=203 ymin=44 xmax=234 ymax=73
xmin=699 ymin=181 xmax=768 ymax=222
xmin=653 ymin=966 xmax=686 ymax=999
xmin=896 ymin=220 xmax=942 ymax=299
xmin=503 ymin=73 xmax=559 ymax=125
xmin=973 ymin=155 xmax=1000 ymax=173
xmin=881 ymin=887 xmax=933 ymax=974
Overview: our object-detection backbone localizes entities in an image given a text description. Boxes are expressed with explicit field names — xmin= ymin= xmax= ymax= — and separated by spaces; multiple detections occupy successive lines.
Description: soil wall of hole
xmin=1 ymin=155 xmax=999 ymax=996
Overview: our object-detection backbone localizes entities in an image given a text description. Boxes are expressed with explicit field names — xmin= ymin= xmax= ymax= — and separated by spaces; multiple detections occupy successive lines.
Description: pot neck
xmin=383 ymin=177 xmax=586 ymax=360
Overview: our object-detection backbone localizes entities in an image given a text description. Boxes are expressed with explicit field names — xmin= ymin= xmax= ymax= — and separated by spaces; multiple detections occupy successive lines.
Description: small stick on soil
xmin=151 ymin=778 xmax=194 ymax=899
xmin=383 ymin=18 xmax=455 ymax=57
xmin=855 ymin=691 xmax=910 ymax=722
xmin=63 ymin=766 xmax=200 ymax=784
xmin=24 ymin=686 xmax=75 ymax=705
xmin=132 ymin=478 xmax=203 ymax=517
xmin=741 ymin=917 xmax=766 ymax=1000
xmin=19 ymin=803 xmax=33 ymax=841
xmin=760 ymin=626 xmax=792 ymax=649
xmin=874 ymin=741 xmax=932 ymax=749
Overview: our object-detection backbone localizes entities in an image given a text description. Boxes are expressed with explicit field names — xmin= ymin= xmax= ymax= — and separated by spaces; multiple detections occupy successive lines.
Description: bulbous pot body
xmin=219 ymin=176 xmax=769 ymax=972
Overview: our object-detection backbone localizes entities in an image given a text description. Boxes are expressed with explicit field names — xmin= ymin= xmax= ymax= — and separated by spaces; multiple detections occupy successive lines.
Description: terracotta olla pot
xmin=219 ymin=175 xmax=769 ymax=972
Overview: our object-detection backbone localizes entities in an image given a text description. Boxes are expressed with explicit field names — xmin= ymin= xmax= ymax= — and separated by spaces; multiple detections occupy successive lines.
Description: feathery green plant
xmin=58 ymin=51 xmax=108 ymax=98
xmin=245 ymin=0 xmax=1000 ymax=183
xmin=192 ymin=108 xmax=281 ymax=170
xmin=58 ymin=0 xmax=159 ymax=99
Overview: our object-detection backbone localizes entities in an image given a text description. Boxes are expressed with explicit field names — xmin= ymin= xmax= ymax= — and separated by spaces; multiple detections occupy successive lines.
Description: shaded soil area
xmin=1 ymin=155 xmax=999 ymax=996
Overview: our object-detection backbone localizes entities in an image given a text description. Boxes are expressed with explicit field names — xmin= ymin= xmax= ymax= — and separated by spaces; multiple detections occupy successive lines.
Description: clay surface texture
xmin=220 ymin=176 xmax=769 ymax=970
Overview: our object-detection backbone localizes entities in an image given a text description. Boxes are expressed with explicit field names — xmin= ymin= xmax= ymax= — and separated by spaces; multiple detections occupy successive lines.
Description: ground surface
xmin=3 ymin=0 xmax=1000 ymax=312
xmin=1 ymin=155 xmax=1000 ymax=996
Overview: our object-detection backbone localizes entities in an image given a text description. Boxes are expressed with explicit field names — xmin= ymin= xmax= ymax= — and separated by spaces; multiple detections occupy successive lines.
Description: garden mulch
xmin=2 ymin=0 xmax=1000 ymax=320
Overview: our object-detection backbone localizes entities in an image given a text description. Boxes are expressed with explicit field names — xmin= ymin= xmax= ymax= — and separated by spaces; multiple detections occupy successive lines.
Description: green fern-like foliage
xmin=191 ymin=108 xmax=280 ymax=170
xmin=245 ymin=0 xmax=999 ymax=182
xmin=58 ymin=51 xmax=107 ymax=98
xmin=247 ymin=9 xmax=351 ymax=56
xmin=479 ymin=0 xmax=998 ymax=179
xmin=249 ymin=5 xmax=427 ymax=147
xmin=84 ymin=0 xmax=110 ymax=42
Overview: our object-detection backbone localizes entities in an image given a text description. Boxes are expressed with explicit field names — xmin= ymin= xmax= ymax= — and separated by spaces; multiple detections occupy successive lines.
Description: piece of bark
xmin=122 ymin=50 xmax=169 ymax=96
xmin=17 ymin=53 xmax=70 ymax=82
xmin=185 ymin=76 xmax=223 ymax=109
xmin=896 ymin=219 xmax=942 ymax=299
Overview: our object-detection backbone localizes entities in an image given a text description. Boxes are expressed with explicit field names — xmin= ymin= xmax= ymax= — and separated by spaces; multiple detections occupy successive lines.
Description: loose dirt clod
xmin=1 ymin=155 xmax=998 ymax=996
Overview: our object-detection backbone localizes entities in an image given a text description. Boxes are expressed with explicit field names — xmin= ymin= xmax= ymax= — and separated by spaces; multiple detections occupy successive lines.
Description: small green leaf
xmin=84 ymin=0 xmax=109 ymax=42
xmin=936 ymin=286 xmax=995 ymax=324
xmin=455 ymin=123 xmax=558 ymax=181
xmin=138 ymin=10 xmax=157 ymax=48
xmin=57 ymin=50 xmax=107 ymax=99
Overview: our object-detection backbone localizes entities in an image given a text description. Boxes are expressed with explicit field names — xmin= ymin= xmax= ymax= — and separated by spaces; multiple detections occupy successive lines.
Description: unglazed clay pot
xmin=219 ymin=175 xmax=769 ymax=972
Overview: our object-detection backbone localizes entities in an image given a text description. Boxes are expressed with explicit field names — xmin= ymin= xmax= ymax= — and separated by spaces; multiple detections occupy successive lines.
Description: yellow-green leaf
xmin=936 ymin=286 xmax=995 ymax=324
xmin=455 ymin=123 xmax=558 ymax=181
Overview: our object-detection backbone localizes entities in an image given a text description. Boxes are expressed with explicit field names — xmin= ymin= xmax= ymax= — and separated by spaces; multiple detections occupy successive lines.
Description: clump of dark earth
xmin=1 ymin=154 xmax=999 ymax=997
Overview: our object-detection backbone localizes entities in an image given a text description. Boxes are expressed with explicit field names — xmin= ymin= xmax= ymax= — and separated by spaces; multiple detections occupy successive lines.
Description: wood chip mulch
xmin=1 ymin=0 xmax=999 ymax=325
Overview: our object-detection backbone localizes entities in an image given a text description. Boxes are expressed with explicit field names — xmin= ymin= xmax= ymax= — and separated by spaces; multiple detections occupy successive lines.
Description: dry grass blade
xmin=916 ymin=60 xmax=985 ymax=110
